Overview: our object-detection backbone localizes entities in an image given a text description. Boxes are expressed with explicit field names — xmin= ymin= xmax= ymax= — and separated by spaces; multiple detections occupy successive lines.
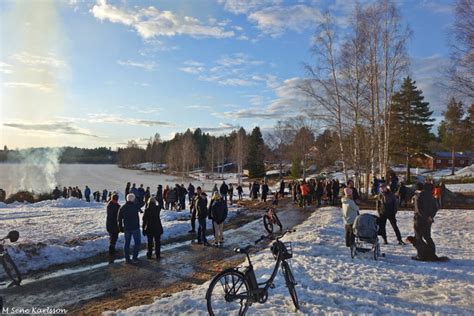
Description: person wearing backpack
xmin=411 ymin=182 xmax=438 ymax=260
xmin=341 ymin=188 xmax=359 ymax=247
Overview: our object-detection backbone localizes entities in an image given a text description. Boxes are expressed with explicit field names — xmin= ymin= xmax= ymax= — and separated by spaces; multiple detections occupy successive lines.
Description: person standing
xmin=188 ymin=183 xmax=195 ymax=205
xmin=347 ymin=180 xmax=360 ymax=203
xmin=144 ymin=186 xmax=151 ymax=206
xmin=102 ymin=189 xmax=108 ymax=202
xmin=142 ymin=197 xmax=163 ymax=260
xmin=219 ymin=181 xmax=229 ymax=202
xmin=411 ymin=182 xmax=438 ymax=260
xmin=189 ymin=186 xmax=202 ymax=233
xmin=106 ymin=193 xmax=120 ymax=263
xmin=261 ymin=180 xmax=269 ymax=202
xmin=156 ymin=185 xmax=164 ymax=209
xmin=163 ymin=185 xmax=170 ymax=210
xmin=84 ymin=185 xmax=91 ymax=202
xmin=209 ymin=192 xmax=228 ymax=246
xmin=137 ymin=184 xmax=145 ymax=207
xmin=341 ymin=188 xmax=359 ymax=247
xmin=237 ymin=184 xmax=243 ymax=200
xmin=377 ymin=185 xmax=404 ymax=245
xmin=118 ymin=193 xmax=141 ymax=264
xmin=279 ymin=180 xmax=285 ymax=199
xmin=228 ymin=183 xmax=234 ymax=205
xmin=125 ymin=182 xmax=131 ymax=197
xmin=179 ymin=184 xmax=188 ymax=210
xmin=195 ymin=191 xmax=209 ymax=245
xmin=398 ymin=182 xmax=407 ymax=207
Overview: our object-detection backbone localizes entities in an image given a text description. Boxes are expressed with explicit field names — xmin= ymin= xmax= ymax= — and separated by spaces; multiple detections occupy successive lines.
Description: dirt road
xmin=0 ymin=200 xmax=313 ymax=315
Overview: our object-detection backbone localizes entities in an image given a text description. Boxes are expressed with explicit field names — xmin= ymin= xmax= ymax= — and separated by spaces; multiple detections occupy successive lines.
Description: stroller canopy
xmin=353 ymin=213 xmax=379 ymax=239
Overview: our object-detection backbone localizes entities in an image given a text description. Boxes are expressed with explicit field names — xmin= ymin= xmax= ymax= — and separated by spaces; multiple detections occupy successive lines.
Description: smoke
xmin=7 ymin=148 xmax=64 ymax=193
xmin=2 ymin=1 xmax=67 ymax=193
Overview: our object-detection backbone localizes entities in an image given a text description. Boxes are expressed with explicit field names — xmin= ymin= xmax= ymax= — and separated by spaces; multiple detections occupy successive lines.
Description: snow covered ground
xmin=107 ymin=207 xmax=474 ymax=315
xmin=0 ymin=198 xmax=241 ymax=274
xmin=446 ymin=183 xmax=474 ymax=193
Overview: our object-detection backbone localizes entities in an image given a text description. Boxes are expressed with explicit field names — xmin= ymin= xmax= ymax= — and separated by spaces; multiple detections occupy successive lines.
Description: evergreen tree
xmin=390 ymin=77 xmax=434 ymax=182
xmin=291 ymin=156 xmax=302 ymax=179
xmin=438 ymin=98 xmax=466 ymax=175
xmin=246 ymin=127 xmax=265 ymax=178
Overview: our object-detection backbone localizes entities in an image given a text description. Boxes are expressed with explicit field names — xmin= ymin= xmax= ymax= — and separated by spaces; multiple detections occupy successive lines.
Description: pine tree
xmin=291 ymin=156 xmax=302 ymax=179
xmin=438 ymin=98 xmax=466 ymax=175
xmin=390 ymin=77 xmax=434 ymax=182
xmin=246 ymin=127 xmax=265 ymax=178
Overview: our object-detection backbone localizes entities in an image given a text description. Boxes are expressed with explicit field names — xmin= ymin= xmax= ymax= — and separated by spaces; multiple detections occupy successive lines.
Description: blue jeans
xmin=197 ymin=218 xmax=207 ymax=243
xmin=124 ymin=229 xmax=141 ymax=260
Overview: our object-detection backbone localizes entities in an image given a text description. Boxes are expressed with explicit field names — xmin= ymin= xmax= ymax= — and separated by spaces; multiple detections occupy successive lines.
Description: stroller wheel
xmin=350 ymin=244 xmax=356 ymax=259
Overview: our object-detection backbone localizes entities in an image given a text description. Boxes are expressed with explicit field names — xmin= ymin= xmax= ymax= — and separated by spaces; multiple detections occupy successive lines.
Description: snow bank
xmin=0 ymin=199 xmax=241 ymax=274
xmin=107 ymin=208 xmax=473 ymax=315
xmin=445 ymin=183 xmax=474 ymax=193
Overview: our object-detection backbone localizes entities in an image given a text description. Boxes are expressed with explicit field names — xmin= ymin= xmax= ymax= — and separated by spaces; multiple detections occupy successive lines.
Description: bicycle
xmin=263 ymin=207 xmax=282 ymax=234
xmin=205 ymin=230 xmax=299 ymax=315
xmin=0 ymin=231 xmax=22 ymax=287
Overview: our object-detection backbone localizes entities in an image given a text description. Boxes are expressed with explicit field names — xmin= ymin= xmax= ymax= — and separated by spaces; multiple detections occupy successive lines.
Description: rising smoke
xmin=3 ymin=1 xmax=67 ymax=193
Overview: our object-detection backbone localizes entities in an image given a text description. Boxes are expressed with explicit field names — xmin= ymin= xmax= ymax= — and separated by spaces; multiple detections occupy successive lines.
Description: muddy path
xmin=0 ymin=200 xmax=313 ymax=315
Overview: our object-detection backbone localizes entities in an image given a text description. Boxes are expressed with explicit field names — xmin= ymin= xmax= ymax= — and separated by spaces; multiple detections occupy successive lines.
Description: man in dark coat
xmin=84 ymin=185 xmax=91 ymax=202
xmin=106 ymin=193 xmax=120 ymax=263
xmin=189 ymin=187 xmax=202 ymax=233
xmin=377 ymin=185 xmax=404 ymax=245
xmin=118 ymin=193 xmax=141 ymax=264
xmin=195 ymin=191 xmax=209 ymax=245
xmin=188 ymin=183 xmax=195 ymax=204
xmin=411 ymin=182 xmax=438 ymax=260
xmin=261 ymin=181 xmax=269 ymax=202
xmin=219 ymin=181 xmax=229 ymax=202
xmin=52 ymin=186 xmax=61 ymax=200
xmin=279 ymin=180 xmax=285 ymax=198
xmin=142 ymin=197 xmax=163 ymax=260
xmin=178 ymin=184 xmax=187 ymax=210
xmin=156 ymin=185 xmax=164 ymax=209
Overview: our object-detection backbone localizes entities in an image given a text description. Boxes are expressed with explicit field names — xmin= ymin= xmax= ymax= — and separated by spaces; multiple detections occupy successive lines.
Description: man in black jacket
xmin=118 ymin=193 xmax=141 ymax=264
xmin=377 ymin=185 xmax=404 ymax=245
xmin=106 ymin=193 xmax=120 ymax=263
xmin=195 ymin=191 xmax=209 ymax=245
xmin=411 ymin=182 xmax=438 ymax=260
xmin=142 ymin=197 xmax=163 ymax=260
xmin=220 ymin=181 xmax=229 ymax=202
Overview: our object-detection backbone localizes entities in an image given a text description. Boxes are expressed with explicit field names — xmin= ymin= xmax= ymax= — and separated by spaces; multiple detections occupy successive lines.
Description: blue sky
xmin=0 ymin=0 xmax=455 ymax=149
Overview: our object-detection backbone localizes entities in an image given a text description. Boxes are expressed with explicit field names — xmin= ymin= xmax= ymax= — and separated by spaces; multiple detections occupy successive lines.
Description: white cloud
xmin=184 ymin=105 xmax=212 ymax=110
xmin=0 ymin=62 xmax=13 ymax=74
xmin=11 ymin=52 xmax=66 ymax=68
xmin=117 ymin=59 xmax=157 ymax=71
xmin=420 ymin=1 xmax=453 ymax=14
xmin=92 ymin=0 xmax=234 ymax=39
xmin=248 ymin=4 xmax=323 ymax=37
xmin=4 ymin=82 xmax=54 ymax=93
xmin=87 ymin=113 xmax=172 ymax=127
xmin=2 ymin=121 xmax=99 ymax=138
xmin=198 ymin=122 xmax=240 ymax=133
xmin=179 ymin=66 xmax=205 ymax=74
xmin=218 ymin=0 xmax=282 ymax=15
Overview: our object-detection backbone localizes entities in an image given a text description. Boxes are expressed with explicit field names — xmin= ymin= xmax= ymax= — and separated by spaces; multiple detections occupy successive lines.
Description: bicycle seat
xmin=234 ymin=245 xmax=252 ymax=254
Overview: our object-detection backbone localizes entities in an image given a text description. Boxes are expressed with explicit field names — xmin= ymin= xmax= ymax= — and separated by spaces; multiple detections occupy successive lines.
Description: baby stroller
xmin=351 ymin=214 xmax=383 ymax=260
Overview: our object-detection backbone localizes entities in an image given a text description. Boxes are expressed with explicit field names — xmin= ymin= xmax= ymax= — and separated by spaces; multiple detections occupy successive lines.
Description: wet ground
xmin=0 ymin=200 xmax=313 ymax=315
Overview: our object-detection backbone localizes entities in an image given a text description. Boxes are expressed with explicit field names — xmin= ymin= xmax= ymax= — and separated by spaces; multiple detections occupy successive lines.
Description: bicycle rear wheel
xmin=206 ymin=270 xmax=250 ymax=316
xmin=273 ymin=213 xmax=283 ymax=231
xmin=2 ymin=253 xmax=21 ymax=286
xmin=263 ymin=215 xmax=273 ymax=234
xmin=281 ymin=261 xmax=299 ymax=310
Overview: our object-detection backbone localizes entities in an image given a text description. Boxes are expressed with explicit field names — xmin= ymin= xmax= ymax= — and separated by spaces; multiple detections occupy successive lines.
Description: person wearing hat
xmin=143 ymin=197 xmax=163 ymax=260
xmin=106 ymin=192 xmax=120 ymax=263
xmin=377 ymin=185 xmax=404 ymax=245
xmin=118 ymin=193 xmax=142 ymax=264
xmin=341 ymin=187 xmax=359 ymax=247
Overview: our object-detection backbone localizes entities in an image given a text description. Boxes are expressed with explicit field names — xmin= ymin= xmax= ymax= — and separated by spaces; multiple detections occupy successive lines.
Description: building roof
xmin=433 ymin=151 xmax=471 ymax=159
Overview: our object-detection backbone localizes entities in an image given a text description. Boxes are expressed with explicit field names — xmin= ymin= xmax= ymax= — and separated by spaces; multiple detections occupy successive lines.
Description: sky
xmin=0 ymin=0 xmax=456 ymax=149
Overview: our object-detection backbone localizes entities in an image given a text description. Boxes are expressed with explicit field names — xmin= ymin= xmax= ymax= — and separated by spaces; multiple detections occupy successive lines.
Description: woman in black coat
xmin=142 ymin=197 xmax=163 ymax=259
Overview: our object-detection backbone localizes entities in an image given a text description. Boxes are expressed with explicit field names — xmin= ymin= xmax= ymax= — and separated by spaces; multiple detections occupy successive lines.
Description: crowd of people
xmin=51 ymin=186 xmax=111 ymax=203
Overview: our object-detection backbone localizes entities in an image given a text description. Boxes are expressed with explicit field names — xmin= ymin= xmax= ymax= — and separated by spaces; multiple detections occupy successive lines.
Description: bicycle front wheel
xmin=263 ymin=215 xmax=273 ymax=234
xmin=2 ymin=253 xmax=22 ymax=286
xmin=273 ymin=213 xmax=283 ymax=231
xmin=206 ymin=270 xmax=250 ymax=316
xmin=281 ymin=261 xmax=299 ymax=310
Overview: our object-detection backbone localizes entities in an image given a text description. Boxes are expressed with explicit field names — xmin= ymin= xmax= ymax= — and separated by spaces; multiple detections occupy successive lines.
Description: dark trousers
xmin=190 ymin=210 xmax=196 ymax=231
xmin=345 ymin=224 xmax=355 ymax=247
xmin=379 ymin=214 xmax=402 ymax=242
xmin=414 ymin=219 xmax=436 ymax=258
xmin=262 ymin=194 xmax=267 ymax=202
xmin=108 ymin=230 xmax=119 ymax=255
xmin=197 ymin=217 xmax=207 ymax=243
xmin=146 ymin=233 xmax=161 ymax=257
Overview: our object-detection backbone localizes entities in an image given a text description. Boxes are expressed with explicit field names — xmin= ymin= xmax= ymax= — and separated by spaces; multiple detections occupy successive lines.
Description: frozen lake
xmin=0 ymin=163 xmax=217 ymax=196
